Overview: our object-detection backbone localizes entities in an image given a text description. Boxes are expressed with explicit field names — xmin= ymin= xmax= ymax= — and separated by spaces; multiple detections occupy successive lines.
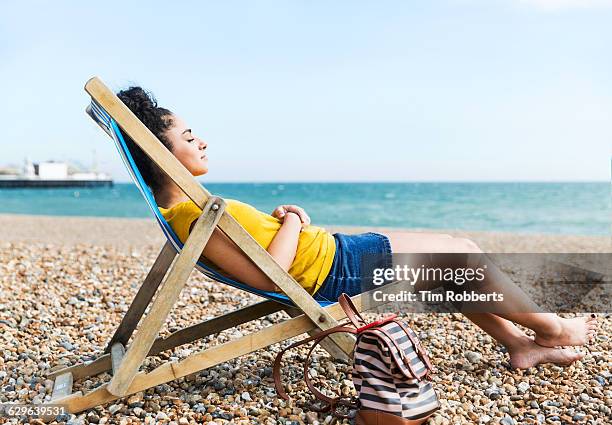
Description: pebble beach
xmin=0 ymin=214 xmax=610 ymax=425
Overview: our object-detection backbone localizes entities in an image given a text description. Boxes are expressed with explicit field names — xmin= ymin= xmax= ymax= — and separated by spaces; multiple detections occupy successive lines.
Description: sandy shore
xmin=0 ymin=213 xmax=610 ymax=252
xmin=0 ymin=214 xmax=610 ymax=424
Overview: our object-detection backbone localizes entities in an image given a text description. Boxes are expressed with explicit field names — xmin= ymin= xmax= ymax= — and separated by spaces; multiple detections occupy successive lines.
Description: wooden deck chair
xmin=47 ymin=76 xmax=395 ymax=414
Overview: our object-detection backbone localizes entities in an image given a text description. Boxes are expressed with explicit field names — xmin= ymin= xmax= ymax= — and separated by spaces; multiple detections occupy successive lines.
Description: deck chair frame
xmin=46 ymin=76 xmax=390 ymax=414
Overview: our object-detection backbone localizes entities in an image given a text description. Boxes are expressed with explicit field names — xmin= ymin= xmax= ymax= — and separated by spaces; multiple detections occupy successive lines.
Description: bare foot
xmin=508 ymin=336 xmax=584 ymax=369
xmin=534 ymin=315 xmax=597 ymax=348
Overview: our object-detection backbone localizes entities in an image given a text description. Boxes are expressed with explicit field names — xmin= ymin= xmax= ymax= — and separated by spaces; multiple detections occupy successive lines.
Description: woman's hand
xmin=271 ymin=205 xmax=311 ymax=226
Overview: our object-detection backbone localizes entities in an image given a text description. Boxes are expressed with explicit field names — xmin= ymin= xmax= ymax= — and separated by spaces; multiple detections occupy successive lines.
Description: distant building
xmin=0 ymin=158 xmax=113 ymax=188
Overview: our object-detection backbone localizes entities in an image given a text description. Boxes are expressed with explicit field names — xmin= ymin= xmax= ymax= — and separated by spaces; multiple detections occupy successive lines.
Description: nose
xmin=198 ymin=139 xmax=207 ymax=150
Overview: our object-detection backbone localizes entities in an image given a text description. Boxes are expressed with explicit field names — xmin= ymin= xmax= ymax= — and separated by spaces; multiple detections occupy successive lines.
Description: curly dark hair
xmin=116 ymin=87 xmax=174 ymax=192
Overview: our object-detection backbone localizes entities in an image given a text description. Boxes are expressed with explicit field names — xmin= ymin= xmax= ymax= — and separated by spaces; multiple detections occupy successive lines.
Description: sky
xmin=1 ymin=0 xmax=610 ymax=183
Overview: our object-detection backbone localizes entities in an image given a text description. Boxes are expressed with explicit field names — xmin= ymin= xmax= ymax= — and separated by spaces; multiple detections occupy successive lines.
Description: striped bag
xmin=273 ymin=294 xmax=439 ymax=425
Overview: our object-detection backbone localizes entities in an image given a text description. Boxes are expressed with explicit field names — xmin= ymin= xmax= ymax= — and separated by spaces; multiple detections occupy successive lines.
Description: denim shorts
xmin=314 ymin=232 xmax=393 ymax=303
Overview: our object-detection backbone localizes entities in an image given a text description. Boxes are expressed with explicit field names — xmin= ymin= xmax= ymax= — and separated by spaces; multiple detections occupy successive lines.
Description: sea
xmin=0 ymin=182 xmax=609 ymax=236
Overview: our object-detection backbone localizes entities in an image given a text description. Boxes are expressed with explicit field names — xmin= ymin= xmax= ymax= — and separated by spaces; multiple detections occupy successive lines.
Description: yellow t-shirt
xmin=158 ymin=199 xmax=336 ymax=294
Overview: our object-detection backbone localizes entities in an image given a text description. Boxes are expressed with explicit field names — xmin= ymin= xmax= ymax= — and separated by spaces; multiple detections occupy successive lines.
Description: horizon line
xmin=110 ymin=179 xmax=611 ymax=184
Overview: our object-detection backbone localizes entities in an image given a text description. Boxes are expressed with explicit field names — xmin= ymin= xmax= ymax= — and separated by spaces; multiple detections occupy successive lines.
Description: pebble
xmin=86 ymin=412 xmax=100 ymax=424
xmin=127 ymin=392 xmax=144 ymax=407
xmin=305 ymin=411 xmax=318 ymax=424
xmin=517 ymin=381 xmax=530 ymax=394
xmin=465 ymin=351 xmax=482 ymax=364
xmin=108 ymin=404 xmax=122 ymax=414
xmin=484 ymin=385 xmax=502 ymax=400
xmin=60 ymin=341 xmax=74 ymax=350
xmin=593 ymin=376 xmax=606 ymax=386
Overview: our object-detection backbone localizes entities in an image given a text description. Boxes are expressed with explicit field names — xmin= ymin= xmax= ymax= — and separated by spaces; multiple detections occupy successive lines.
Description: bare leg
xmin=463 ymin=313 xmax=584 ymax=369
xmin=466 ymin=253 xmax=598 ymax=347
xmin=497 ymin=312 xmax=597 ymax=347
xmin=382 ymin=231 xmax=598 ymax=347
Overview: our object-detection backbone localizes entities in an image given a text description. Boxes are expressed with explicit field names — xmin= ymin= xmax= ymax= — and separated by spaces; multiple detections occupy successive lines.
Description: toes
xmin=586 ymin=314 xmax=597 ymax=323
xmin=565 ymin=349 xmax=584 ymax=362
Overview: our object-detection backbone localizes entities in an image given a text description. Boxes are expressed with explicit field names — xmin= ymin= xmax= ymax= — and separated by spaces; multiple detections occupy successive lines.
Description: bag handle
xmin=360 ymin=326 xmax=423 ymax=380
xmin=338 ymin=293 xmax=367 ymax=328
xmin=394 ymin=321 xmax=437 ymax=375
xmin=299 ymin=324 xmax=430 ymax=414
xmin=273 ymin=324 xmax=356 ymax=401
xmin=302 ymin=330 xmax=359 ymax=417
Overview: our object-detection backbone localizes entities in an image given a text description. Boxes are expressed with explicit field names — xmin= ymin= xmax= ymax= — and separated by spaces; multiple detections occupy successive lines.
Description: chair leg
xmin=110 ymin=343 xmax=125 ymax=376
xmin=51 ymin=372 xmax=73 ymax=401
xmin=105 ymin=241 xmax=176 ymax=353
xmin=107 ymin=197 xmax=225 ymax=397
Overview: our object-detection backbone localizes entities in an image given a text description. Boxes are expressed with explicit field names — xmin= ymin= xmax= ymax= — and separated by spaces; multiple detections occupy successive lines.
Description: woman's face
xmin=164 ymin=115 xmax=208 ymax=176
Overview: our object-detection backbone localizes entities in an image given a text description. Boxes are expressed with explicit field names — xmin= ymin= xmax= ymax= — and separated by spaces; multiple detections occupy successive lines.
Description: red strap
xmin=355 ymin=314 xmax=397 ymax=332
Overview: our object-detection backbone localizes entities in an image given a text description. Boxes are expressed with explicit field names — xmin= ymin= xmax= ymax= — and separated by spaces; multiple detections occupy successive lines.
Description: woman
xmin=117 ymin=86 xmax=597 ymax=370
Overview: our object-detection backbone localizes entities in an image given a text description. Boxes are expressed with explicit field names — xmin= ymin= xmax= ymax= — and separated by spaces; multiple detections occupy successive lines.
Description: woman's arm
xmin=189 ymin=211 xmax=303 ymax=292
xmin=265 ymin=211 xmax=302 ymax=271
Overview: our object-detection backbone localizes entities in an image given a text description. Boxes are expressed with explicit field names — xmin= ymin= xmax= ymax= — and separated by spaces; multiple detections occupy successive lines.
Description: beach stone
xmin=108 ymin=404 xmax=122 ymax=414
xmin=500 ymin=417 xmax=515 ymax=425
xmin=593 ymin=376 xmax=606 ymax=386
xmin=480 ymin=414 xmax=491 ymax=423
xmin=305 ymin=411 xmax=318 ymax=424
xmin=572 ymin=413 xmax=586 ymax=421
xmin=86 ymin=412 xmax=100 ymax=423
xmin=517 ymin=382 xmax=530 ymax=394
xmin=60 ymin=341 xmax=74 ymax=351
xmin=66 ymin=417 xmax=84 ymax=425
xmin=465 ymin=351 xmax=482 ymax=364
xmin=485 ymin=385 xmax=501 ymax=400
xmin=241 ymin=391 xmax=252 ymax=401
xmin=127 ymin=392 xmax=144 ymax=407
